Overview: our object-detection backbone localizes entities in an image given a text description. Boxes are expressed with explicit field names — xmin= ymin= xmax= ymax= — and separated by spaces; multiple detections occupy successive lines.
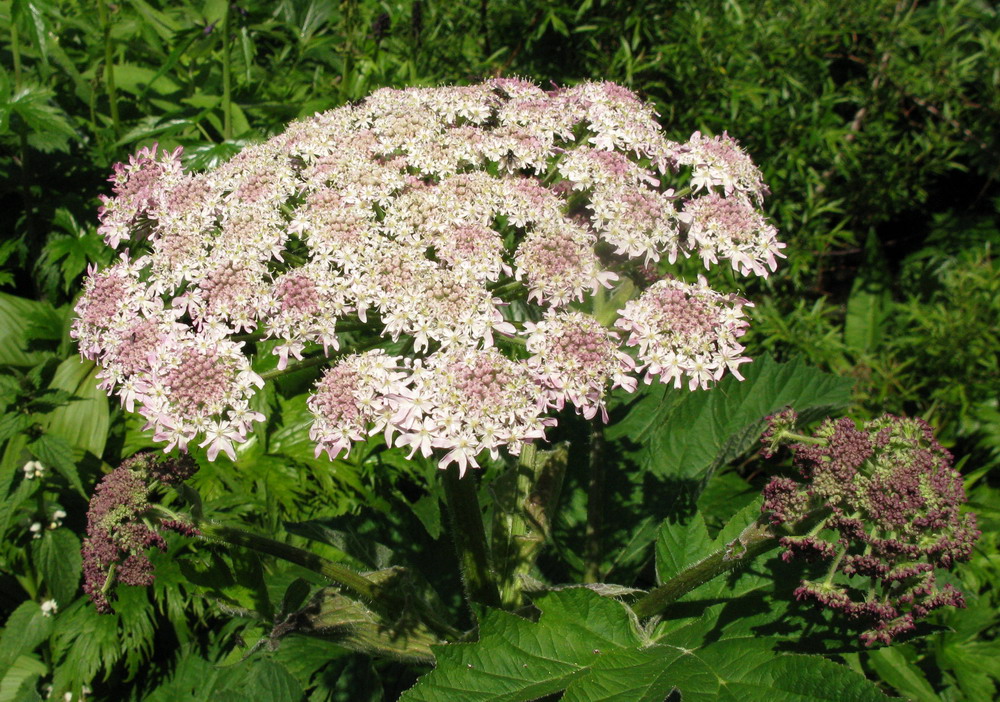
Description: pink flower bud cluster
xmin=761 ymin=412 xmax=980 ymax=646
xmin=82 ymin=453 xmax=198 ymax=613
xmin=76 ymin=79 xmax=782 ymax=471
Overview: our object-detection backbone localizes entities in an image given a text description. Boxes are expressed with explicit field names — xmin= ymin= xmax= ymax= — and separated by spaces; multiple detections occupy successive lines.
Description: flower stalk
xmin=196 ymin=521 xmax=382 ymax=601
xmin=632 ymin=517 xmax=777 ymax=618
xmin=97 ymin=0 xmax=120 ymax=136
xmin=444 ymin=465 xmax=501 ymax=611
xmin=632 ymin=509 xmax=828 ymax=619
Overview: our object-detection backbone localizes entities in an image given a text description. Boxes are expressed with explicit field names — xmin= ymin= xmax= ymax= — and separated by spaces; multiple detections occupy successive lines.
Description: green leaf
xmin=0 ymin=654 xmax=47 ymax=702
xmin=27 ymin=434 xmax=85 ymax=497
xmin=11 ymin=0 xmax=53 ymax=67
xmin=8 ymin=85 xmax=76 ymax=153
xmin=0 ymin=602 xmax=54 ymax=682
xmin=32 ymin=528 xmax=82 ymax=606
xmin=0 ymin=293 xmax=48 ymax=367
xmin=611 ymin=355 xmax=853 ymax=482
xmin=39 ymin=229 xmax=108 ymax=294
xmin=401 ymin=589 xmax=643 ymax=701
xmin=50 ymin=587 xmax=157 ymax=687
xmin=401 ymin=590 xmax=887 ymax=702
xmin=215 ymin=659 xmax=304 ymax=702
xmin=291 ymin=585 xmax=438 ymax=663
xmin=112 ymin=62 xmax=182 ymax=96
xmin=844 ymin=231 xmax=890 ymax=354
xmin=654 ymin=512 xmax=712 ymax=585
xmin=0 ymin=413 xmax=34 ymax=446
xmin=41 ymin=358 xmax=109 ymax=459
xmin=866 ymin=647 xmax=939 ymax=702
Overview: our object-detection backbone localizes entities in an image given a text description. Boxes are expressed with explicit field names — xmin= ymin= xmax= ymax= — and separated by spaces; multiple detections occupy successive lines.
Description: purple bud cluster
xmin=761 ymin=412 xmax=980 ymax=645
xmin=81 ymin=453 xmax=198 ymax=613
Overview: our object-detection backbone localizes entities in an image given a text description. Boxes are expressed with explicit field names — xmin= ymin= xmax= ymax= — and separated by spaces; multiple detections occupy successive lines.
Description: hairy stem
xmin=632 ymin=518 xmax=778 ymax=618
xmin=444 ymin=465 xmax=501 ymax=610
xmin=10 ymin=19 xmax=21 ymax=87
xmin=97 ymin=0 xmax=120 ymax=136
xmin=632 ymin=509 xmax=829 ymax=619
xmin=221 ymin=3 xmax=232 ymax=140
xmin=583 ymin=423 xmax=606 ymax=583
xmin=197 ymin=521 xmax=382 ymax=601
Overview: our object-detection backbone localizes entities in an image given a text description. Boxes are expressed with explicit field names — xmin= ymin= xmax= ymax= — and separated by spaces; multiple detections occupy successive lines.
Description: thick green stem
xmin=197 ymin=522 xmax=381 ymax=601
xmin=583 ymin=423 xmax=606 ymax=584
xmin=632 ymin=510 xmax=830 ymax=618
xmin=444 ymin=466 xmax=501 ymax=610
xmin=10 ymin=20 xmax=21 ymax=87
xmin=97 ymin=0 xmax=120 ymax=136
xmin=221 ymin=3 xmax=232 ymax=140
xmin=259 ymin=354 xmax=330 ymax=381
xmin=632 ymin=518 xmax=777 ymax=618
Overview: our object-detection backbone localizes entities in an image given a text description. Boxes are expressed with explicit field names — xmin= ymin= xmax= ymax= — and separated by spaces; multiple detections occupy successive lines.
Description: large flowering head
xmin=82 ymin=453 xmax=199 ymax=613
xmin=76 ymin=79 xmax=781 ymax=473
xmin=761 ymin=412 xmax=980 ymax=645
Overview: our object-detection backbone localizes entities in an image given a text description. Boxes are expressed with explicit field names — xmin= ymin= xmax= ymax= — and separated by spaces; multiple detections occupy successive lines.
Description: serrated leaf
xmin=32 ymin=528 xmax=82 ymax=606
xmin=27 ymin=434 xmax=84 ymax=496
xmin=616 ymin=355 xmax=852 ymax=482
xmin=11 ymin=0 xmax=52 ymax=66
xmin=402 ymin=590 xmax=886 ymax=702
xmin=865 ymin=647 xmax=938 ymax=702
xmin=401 ymin=589 xmax=642 ymax=702
xmin=653 ymin=498 xmax=768 ymax=606
xmin=214 ymin=659 xmax=304 ymax=702
xmin=8 ymin=85 xmax=76 ymax=151
xmin=50 ymin=587 xmax=157 ymax=688
xmin=0 ymin=413 xmax=33 ymax=445
xmin=654 ymin=512 xmax=712 ymax=585
xmin=40 ymin=231 xmax=108 ymax=293
xmin=41 ymin=358 xmax=109 ymax=459
xmin=0 ymin=602 xmax=54 ymax=682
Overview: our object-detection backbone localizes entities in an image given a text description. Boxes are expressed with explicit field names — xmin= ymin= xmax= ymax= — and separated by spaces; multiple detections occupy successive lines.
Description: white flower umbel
xmin=76 ymin=79 xmax=782 ymax=472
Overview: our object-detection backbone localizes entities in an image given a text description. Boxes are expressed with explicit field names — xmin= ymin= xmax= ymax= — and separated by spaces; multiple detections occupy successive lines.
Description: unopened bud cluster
xmin=75 ymin=79 xmax=783 ymax=472
xmin=761 ymin=412 xmax=979 ymax=645
xmin=81 ymin=453 xmax=198 ymax=613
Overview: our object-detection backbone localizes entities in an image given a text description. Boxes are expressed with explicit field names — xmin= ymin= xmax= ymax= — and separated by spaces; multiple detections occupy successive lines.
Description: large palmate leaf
xmin=607 ymin=355 xmax=853 ymax=482
xmin=400 ymin=589 xmax=887 ymax=702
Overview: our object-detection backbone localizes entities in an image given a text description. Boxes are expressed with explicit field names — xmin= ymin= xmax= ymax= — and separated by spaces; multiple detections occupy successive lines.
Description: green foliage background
xmin=0 ymin=0 xmax=997 ymax=700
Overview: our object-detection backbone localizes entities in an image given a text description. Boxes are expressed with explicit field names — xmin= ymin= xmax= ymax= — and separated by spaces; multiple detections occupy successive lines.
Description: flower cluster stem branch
xmin=10 ymin=20 xmax=21 ymax=87
xmin=444 ymin=466 xmax=502 ymax=611
xmin=632 ymin=509 xmax=829 ymax=619
xmin=221 ymin=3 xmax=232 ymax=141
xmin=197 ymin=522 xmax=381 ymax=602
xmin=632 ymin=518 xmax=778 ymax=618
xmin=97 ymin=0 xmax=120 ymax=137
xmin=259 ymin=354 xmax=330 ymax=381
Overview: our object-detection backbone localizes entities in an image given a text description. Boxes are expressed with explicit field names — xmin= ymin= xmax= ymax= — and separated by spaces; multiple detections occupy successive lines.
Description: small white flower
xmin=49 ymin=509 xmax=67 ymax=530
xmin=23 ymin=460 xmax=45 ymax=479
xmin=29 ymin=522 xmax=43 ymax=539
xmin=41 ymin=599 xmax=58 ymax=617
